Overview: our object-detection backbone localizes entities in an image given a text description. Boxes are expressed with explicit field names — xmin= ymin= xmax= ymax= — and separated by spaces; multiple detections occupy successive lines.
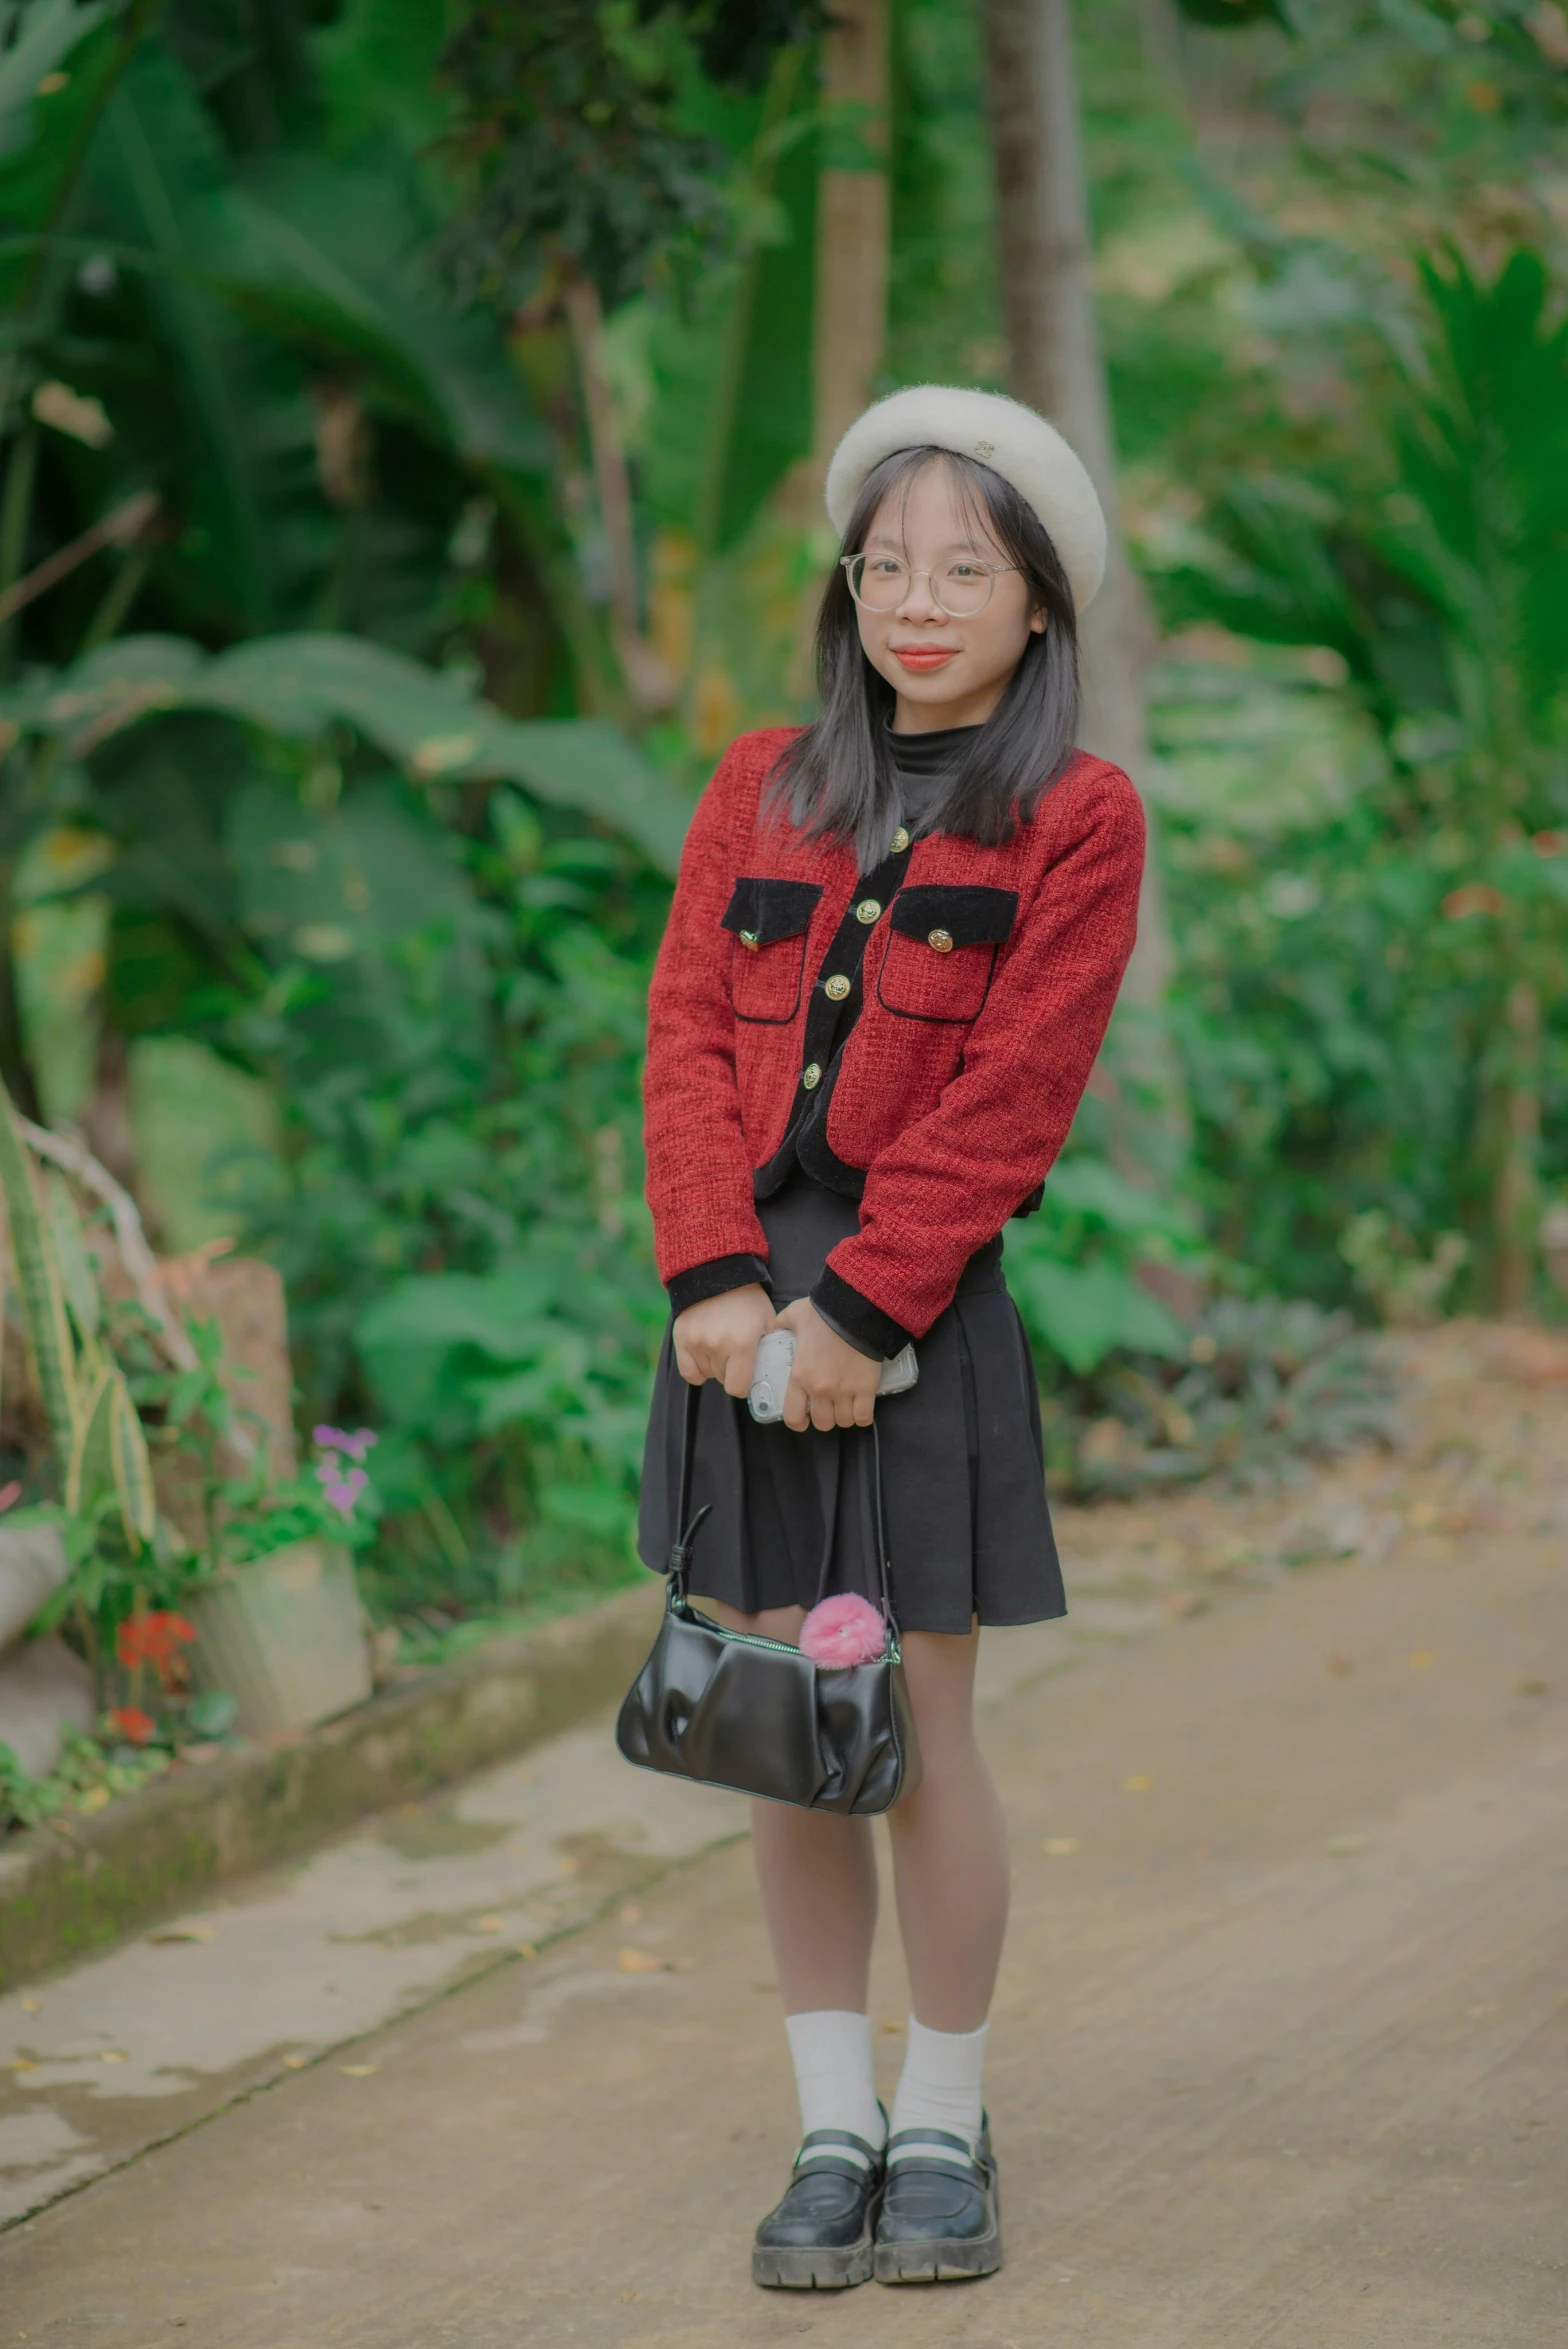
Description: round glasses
xmin=840 ymin=552 xmax=1019 ymax=618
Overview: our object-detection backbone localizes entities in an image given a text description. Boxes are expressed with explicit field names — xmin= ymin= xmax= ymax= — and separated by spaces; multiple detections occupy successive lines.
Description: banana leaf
xmin=64 ymin=1359 xmax=115 ymax=1520
xmin=89 ymin=41 xmax=277 ymax=632
xmin=0 ymin=1079 xmax=78 ymax=1464
xmin=12 ymin=632 xmax=694 ymax=873
xmin=110 ymin=1371 xmax=157 ymax=1551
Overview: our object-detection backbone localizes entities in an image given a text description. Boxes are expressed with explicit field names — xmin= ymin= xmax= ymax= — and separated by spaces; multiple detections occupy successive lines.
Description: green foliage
xmin=1005 ymin=1154 xmax=1195 ymax=1375
xmin=1177 ymin=0 xmax=1288 ymax=22
xmin=229 ymin=784 xmax=667 ymax=1622
xmin=1162 ymin=246 xmax=1568 ymax=1305
xmin=439 ymin=0 xmax=830 ymax=312
xmin=4 ymin=630 xmax=693 ymax=874
xmin=0 ymin=1728 xmax=171 ymax=1837
xmin=0 ymin=1076 xmax=157 ymax=1564
xmin=1044 ymin=1295 xmax=1403 ymax=1499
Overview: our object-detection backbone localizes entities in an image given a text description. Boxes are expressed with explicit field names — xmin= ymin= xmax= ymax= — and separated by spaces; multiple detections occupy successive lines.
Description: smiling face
xmin=851 ymin=456 xmax=1046 ymax=734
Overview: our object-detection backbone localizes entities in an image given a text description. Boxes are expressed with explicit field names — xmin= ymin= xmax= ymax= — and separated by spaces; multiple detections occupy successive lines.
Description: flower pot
xmin=190 ymin=1540 xmax=371 ymax=1739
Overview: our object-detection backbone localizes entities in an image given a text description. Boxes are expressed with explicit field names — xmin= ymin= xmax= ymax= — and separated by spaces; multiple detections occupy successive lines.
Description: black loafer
xmin=752 ymin=2127 xmax=885 ymax=2289
xmin=873 ymin=2119 xmax=1002 ymax=2283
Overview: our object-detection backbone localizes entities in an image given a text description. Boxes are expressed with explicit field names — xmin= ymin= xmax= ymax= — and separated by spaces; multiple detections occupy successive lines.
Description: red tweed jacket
xmin=643 ymin=727 xmax=1146 ymax=1356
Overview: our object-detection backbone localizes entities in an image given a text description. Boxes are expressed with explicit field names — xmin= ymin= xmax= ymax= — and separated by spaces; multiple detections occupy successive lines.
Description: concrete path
xmin=1 ymin=1328 xmax=1565 ymax=2343
xmin=0 ymin=1605 xmax=1119 ymax=2226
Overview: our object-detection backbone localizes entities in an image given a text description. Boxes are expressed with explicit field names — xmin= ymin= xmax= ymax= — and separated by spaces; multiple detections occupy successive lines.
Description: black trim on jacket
xmin=810 ymin=1263 xmax=915 ymax=1360
xmin=665 ymin=1252 xmax=772 ymax=1317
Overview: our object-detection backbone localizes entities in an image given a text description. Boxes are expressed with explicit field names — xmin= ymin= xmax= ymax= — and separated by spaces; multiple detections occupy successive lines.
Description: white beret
xmin=824 ymin=384 xmax=1107 ymax=613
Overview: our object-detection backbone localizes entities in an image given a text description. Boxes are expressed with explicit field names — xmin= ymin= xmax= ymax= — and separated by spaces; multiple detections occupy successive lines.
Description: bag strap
xmin=670 ymin=1377 xmax=896 ymax=1635
xmin=667 ymin=1377 xmax=711 ymax=1601
xmin=866 ymin=1417 xmax=895 ymax=1631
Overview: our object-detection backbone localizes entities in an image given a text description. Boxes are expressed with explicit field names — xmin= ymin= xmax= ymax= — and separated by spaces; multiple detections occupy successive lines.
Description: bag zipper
xmin=671 ymin=1593 xmax=900 ymax=1665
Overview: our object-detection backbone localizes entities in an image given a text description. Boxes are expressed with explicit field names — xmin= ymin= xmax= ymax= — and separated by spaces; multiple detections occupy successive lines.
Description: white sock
xmin=888 ymin=2016 xmax=987 ymax=2157
xmin=783 ymin=2010 xmax=887 ymax=2161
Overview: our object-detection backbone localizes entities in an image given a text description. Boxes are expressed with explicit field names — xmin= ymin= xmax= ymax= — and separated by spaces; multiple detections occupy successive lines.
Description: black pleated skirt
xmin=637 ymin=1175 xmax=1064 ymax=1635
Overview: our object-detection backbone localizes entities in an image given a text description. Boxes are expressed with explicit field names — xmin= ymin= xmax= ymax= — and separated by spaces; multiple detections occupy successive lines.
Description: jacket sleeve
xmin=643 ymin=739 xmax=771 ymax=1308
xmin=813 ymin=761 xmax=1146 ymax=1351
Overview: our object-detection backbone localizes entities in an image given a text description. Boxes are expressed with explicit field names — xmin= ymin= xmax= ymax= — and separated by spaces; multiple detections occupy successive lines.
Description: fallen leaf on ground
xmin=617 ymin=1947 xmax=668 ymax=1973
xmin=1162 ymin=1592 xmax=1201 ymax=1619
xmin=1409 ymin=1649 xmax=1434 ymax=1670
xmin=1326 ymin=1652 xmax=1354 ymax=1676
xmin=100 ymin=2050 xmax=130 ymax=2063
xmin=7 ymin=2058 xmax=37 ymax=2072
xmin=19 ymin=1999 xmax=39 ymax=2014
xmin=475 ymin=1916 xmax=503 ymax=1933
xmin=515 ymin=1942 xmax=537 ymax=1959
xmin=619 ymin=1905 xmax=644 ymax=1924
xmin=1123 ymin=1774 xmax=1153 ymax=1793
xmin=337 ymin=2063 xmax=379 ymax=2077
xmin=1043 ymin=1837 xmax=1080 ymax=1855
xmin=282 ymin=2055 xmax=306 ymax=2069
xmin=1517 ymin=1678 xmax=1548 ymax=1697
xmin=148 ymin=1924 xmax=216 ymax=1945
xmin=78 ymin=1786 xmax=111 ymax=1813
xmin=557 ymin=1855 xmax=580 ymax=1875
xmin=1325 ymin=1833 xmax=1367 ymax=1856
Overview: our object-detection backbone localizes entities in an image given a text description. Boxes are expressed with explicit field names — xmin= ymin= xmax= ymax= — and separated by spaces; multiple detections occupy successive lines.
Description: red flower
xmin=109 ymin=1706 xmax=157 ymax=1746
xmin=115 ymin=1612 xmax=197 ymax=1690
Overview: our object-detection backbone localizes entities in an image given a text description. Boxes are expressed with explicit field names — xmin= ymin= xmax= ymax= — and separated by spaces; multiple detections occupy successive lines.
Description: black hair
xmin=765 ymin=446 xmax=1081 ymax=869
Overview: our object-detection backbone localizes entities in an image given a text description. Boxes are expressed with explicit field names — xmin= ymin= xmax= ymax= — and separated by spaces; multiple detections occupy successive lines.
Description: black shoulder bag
xmin=616 ymin=1383 xmax=922 ymax=1813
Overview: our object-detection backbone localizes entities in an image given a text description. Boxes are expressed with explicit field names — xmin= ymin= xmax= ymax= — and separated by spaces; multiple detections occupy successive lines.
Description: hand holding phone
xmin=748 ymin=1329 xmax=918 ymax=1423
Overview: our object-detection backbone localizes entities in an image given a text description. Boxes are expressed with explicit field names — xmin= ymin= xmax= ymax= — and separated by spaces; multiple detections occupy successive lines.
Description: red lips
xmin=892 ymin=646 xmax=959 ymax=671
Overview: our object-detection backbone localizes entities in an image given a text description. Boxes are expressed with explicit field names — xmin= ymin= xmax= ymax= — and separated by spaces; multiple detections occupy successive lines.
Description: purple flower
xmin=321 ymin=1466 xmax=368 ymax=1518
xmin=312 ymin=1424 xmax=378 ymax=1461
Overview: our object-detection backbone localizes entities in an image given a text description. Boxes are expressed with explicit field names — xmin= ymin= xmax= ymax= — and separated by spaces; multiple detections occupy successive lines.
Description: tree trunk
xmin=782 ymin=0 xmax=890 ymax=687
xmin=812 ymin=0 xmax=891 ymax=468
xmin=1490 ymin=974 xmax=1541 ymax=1318
xmin=980 ymin=0 xmax=1188 ymax=1177
xmin=563 ymin=276 xmax=678 ymax=714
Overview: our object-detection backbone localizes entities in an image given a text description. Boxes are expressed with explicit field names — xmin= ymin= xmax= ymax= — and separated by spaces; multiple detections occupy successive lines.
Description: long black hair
xmin=765 ymin=446 xmax=1081 ymax=869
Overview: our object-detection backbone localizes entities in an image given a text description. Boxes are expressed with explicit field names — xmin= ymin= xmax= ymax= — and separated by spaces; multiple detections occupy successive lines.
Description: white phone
xmin=748 ymin=1329 xmax=918 ymax=1424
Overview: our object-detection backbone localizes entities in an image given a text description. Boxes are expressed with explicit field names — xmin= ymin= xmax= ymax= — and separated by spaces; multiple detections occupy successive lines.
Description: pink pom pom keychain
xmin=798 ymin=1591 xmax=887 ymax=1668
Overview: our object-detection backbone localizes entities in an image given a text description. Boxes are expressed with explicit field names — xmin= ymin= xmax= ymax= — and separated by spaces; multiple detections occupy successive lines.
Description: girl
xmin=638 ymin=386 xmax=1145 ymax=2289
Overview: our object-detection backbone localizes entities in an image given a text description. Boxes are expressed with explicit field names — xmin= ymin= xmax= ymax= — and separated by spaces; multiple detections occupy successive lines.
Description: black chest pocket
xmin=876 ymin=884 xmax=1018 ymax=1023
xmin=722 ymin=877 xmax=824 ymax=1024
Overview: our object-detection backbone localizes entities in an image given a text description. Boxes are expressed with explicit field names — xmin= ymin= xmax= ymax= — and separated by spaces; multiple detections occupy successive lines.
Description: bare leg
xmin=699 ymin=1597 xmax=880 ymax=2012
xmin=884 ymin=1627 xmax=1008 ymax=2032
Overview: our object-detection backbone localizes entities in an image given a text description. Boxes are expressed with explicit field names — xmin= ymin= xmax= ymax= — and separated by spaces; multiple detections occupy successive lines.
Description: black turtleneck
xmin=887 ymin=721 xmax=983 ymax=837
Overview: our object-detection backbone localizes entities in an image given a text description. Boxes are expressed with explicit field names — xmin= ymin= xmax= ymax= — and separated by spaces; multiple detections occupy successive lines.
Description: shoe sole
xmin=873 ymin=2226 xmax=1002 ymax=2283
xmin=752 ymin=2234 xmax=875 ymax=2290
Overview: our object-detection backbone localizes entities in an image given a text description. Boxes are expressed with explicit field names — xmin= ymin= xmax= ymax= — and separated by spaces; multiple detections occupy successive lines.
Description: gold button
xmin=927 ymin=927 xmax=954 ymax=954
xmin=855 ymin=898 xmax=882 ymax=925
xmin=824 ymin=974 xmax=851 ymax=1001
xmin=891 ymin=826 xmax=911 ymax=854
xmin=738 ymin=929 xmax=759 ymax=951
xmin=802 ymin=1062 xmax=822 ymax=1090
